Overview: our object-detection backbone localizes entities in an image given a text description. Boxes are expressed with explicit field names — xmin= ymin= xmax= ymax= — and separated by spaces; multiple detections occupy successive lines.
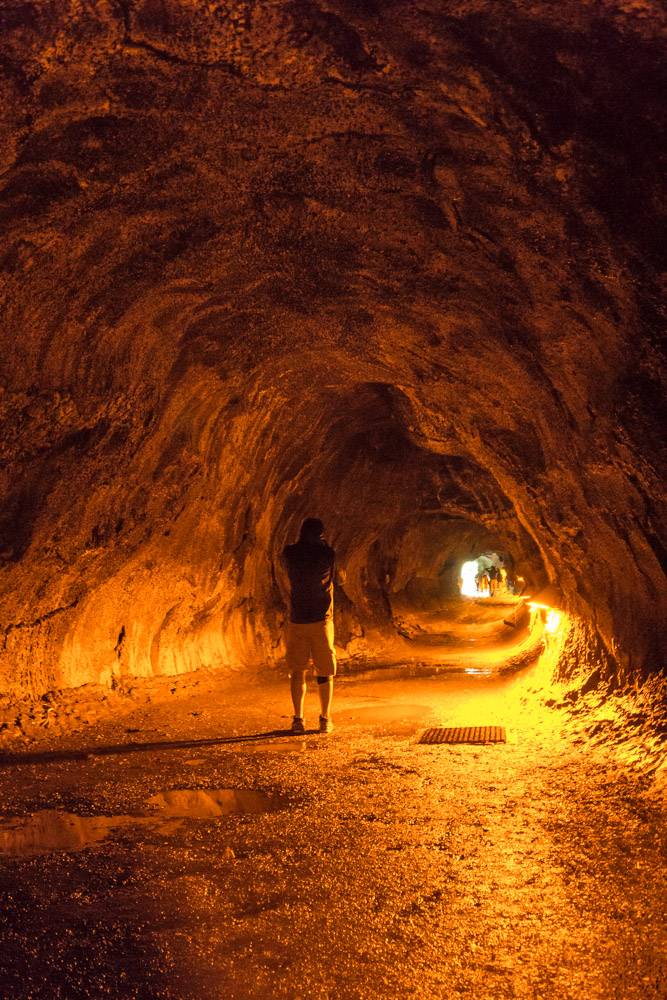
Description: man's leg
xmin=285 ymin=622 xmax=309 ymax=731
xmin=312 ymin=620 xmax=336 ymax=732
xmin=316 ymin=675 xmax=333 ymax=719
xmin=291 ymin=669 xmax=307 ymax=719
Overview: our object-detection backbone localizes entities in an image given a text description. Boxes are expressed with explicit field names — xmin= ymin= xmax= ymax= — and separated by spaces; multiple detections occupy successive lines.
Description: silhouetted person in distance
xmin=281 ymin=517 xmax=344 ymax=734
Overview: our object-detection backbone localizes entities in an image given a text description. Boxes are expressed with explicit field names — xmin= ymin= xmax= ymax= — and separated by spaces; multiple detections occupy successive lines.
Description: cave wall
xmin=0 ymin=0 xmax=665 ymax=695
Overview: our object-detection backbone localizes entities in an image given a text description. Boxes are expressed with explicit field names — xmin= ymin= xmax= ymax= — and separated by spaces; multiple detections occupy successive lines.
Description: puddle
xmin=343 ymin=663 xmax=480 ymax=683
xmin=0 ymin=787 xmax=282 ymax=858
xmin=341 ymin=703 xmax=432 ymax=725
xmin=335 ymin=701 xmax=434 ymax=738
xmin=373 ymin=722 xmax=423 ymax=739
xmin=239 ymin=740 xmax=309 ymax=755
xmin=147 ymin=788 xmax=282 ymax=817
xmin=0 ymin=811 xmax=138 ymax=857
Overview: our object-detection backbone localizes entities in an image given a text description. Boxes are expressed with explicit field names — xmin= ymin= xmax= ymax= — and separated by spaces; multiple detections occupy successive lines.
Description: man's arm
xmin=330 ymin=545 xmax=345 ymax=586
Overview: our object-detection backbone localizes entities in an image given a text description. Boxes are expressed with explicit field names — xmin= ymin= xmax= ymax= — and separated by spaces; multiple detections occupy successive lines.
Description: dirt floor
xmin=0 ymin=610 xmax=666 ymax=1000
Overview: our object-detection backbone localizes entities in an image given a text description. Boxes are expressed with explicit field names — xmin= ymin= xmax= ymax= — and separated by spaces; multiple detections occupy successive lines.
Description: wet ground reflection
xmin=0 ymin=787 xmax=282 ymax=857
xmin=342 ymin=663 xmax=496 ymax=683
xmin=0 ymin=647 xmax=665 ymax=999
xmin=147 ymin=787 xmax=283 ymax=817
xmin=0 ymin=810 xmax=137 ymax=857
xmin=337 ymin=701 xmax=430 ymax=738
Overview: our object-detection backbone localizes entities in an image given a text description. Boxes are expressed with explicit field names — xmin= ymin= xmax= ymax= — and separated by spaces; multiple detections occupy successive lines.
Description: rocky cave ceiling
xmin=0 ymin=0 xmax=665 ymax=696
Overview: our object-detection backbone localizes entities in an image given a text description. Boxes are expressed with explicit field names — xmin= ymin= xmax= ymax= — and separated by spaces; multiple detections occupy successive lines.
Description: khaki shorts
xmin=285 ymin=620 xmax=337 ymax=677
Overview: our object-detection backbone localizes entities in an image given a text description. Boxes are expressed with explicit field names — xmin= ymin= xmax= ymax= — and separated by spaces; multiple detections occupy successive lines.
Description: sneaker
xmin=319 ymin=715 xmax=333 ymax=734
xmin=291 ymin=716 xmax=305 ymax=735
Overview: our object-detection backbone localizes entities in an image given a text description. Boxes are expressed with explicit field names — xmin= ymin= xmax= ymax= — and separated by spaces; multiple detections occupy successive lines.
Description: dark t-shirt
xmin=282 ymin=538 xmax=335 ymax=624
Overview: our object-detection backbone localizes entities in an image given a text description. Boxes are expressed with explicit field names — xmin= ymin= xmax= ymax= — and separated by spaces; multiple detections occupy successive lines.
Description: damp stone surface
xmin=0 ymin=659 xmax=665 ymax=1000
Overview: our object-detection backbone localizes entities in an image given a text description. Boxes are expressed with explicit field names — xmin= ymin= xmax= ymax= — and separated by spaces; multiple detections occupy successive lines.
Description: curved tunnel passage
xmin=1 ymin=7 xmax=667 ymax=996
xmin=0 ymin=0 xmax=665 ymax=700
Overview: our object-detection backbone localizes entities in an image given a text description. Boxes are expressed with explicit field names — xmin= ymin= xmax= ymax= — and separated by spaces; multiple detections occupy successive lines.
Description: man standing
xmin=281 ymin=517 xmax=340 ymax=735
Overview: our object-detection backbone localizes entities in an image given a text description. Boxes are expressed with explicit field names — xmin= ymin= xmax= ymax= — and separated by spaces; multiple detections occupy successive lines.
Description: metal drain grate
xmin=419 ymin=726 xmax=506 ymax=745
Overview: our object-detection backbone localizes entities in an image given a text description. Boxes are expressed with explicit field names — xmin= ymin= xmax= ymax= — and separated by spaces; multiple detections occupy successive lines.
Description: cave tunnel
xmin=0 ymin=2 xmax=666 ymax=997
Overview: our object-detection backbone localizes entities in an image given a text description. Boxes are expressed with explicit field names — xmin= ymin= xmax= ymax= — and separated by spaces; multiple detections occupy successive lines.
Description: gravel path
xmin=0 ymin=658 xmax=665 ymax=1000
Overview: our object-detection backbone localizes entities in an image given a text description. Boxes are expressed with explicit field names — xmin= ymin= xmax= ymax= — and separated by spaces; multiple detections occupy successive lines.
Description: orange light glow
xmin=545 ymin=609 xmax=562 ymax=633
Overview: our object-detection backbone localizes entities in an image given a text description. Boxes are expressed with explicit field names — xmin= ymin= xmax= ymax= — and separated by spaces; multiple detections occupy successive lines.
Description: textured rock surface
xmin=0 ymin=0 xmax=665 ymax=695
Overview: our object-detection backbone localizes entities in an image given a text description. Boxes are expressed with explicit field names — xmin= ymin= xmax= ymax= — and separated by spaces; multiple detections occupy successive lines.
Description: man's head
xmin=299 ymin=517 xmax=324 ymax=542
